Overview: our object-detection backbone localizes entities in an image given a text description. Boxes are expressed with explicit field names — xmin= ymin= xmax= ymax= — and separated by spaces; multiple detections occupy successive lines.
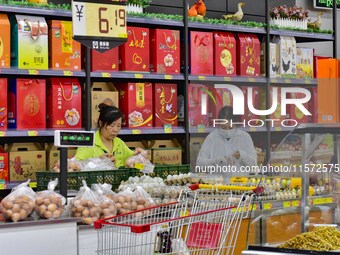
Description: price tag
xmin=283 ymin=201 xmax=291 ymax=208
xmin=28 ymin=131 xmax=38 ymax=136
xmin=198 ymin=76 xmax=206 ymax=81
xmin=224 ymin=77 xmax=231 ymax=82
xmin=101 ymin=72 xmax=111 ymax=77
xmin=292 ymin=200 xmax=300 ymax=207
xmin=250 ymin=127 xmax=257 ymax=132
xmin=305 ymin=79 xmax=311 ymax=84
xmin=285 ymin=79 xmax=292 ymax=84
xmin=134 ymin=73 xmax=144 ymax=79
xmin=180 ymin=210 xmax=189 ymax=217
xmin=250 ymin=204 xmax=257 ymax=211
xmin=164 ymin=75 xmax=173 ymax=80
xmin=134 ymin=163 xmax=145 ymax=170
xmin=263 ymin=203 xmax=272 ymax=210
xmin=63 ymin=71 xmax=73 ymax=76
xmin=0 ymin=183 xmax=5 ymax=190
xmin=248 ymin=78 xmax=256 ymax=82
xmin=29 ymin=182 xmax=37 ymax=188
xmin=0 ymin=131 xmax=5 ymax=137
xmin=274 ymin=127 xmax=282 ymax=131
xmin=326 ymin=197 xmax=333 ymax=203
xmin=320 ymin=197 xmax=328 ymax=204
xmin=132 ymin=129 xmax=141 ymax=134
xmin=164 ymin=124 xmax=172 ymax=133
xmin=313 ymin=198 xmax=321 ymax=205
xmin=271 ymin=78 xmax=278 ymax=83
xmin=28 ymin=70 xmax=39 ymax=75
xmin=197 ymin=124 xmax=206 ymax=133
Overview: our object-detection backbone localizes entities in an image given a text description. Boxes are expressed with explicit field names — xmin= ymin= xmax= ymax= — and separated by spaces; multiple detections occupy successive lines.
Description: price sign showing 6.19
xmin=72 ymin=0 xmax=127 ymax=52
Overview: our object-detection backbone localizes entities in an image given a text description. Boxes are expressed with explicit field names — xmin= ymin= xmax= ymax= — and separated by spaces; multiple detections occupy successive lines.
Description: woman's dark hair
xmin=97 ymin=103 xmax=123 ymax=128
xmin=217 ymin=106 xmax=241 ymax=122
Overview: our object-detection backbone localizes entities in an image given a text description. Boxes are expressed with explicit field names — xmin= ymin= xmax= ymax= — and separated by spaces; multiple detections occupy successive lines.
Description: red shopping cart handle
xmin=188 ymin=184 xmax=264 ymax=194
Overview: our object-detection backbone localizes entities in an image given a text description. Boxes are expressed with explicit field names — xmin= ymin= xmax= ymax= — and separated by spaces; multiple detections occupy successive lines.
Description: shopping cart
xmin=94 ymin=184 xmax=261 ymax=255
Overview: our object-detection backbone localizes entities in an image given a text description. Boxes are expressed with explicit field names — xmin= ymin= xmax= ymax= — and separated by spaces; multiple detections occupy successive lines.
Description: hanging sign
xmin=314 ymin=0 xmax=340 ymax=9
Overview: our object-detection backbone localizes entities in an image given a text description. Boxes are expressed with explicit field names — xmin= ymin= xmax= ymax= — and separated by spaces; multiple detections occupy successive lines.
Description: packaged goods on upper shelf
xmin=0 ymin=14 xmax=10 ymax=68
xmin=208 ymin=86 xmax=233 ymax=120
xmin=91 ymin=82 xmax=119 ymax=129
xmin=260 ymin=41 xmax=279 ymax=78
xmin=10 ymin=15 xmax=48 ymax=70
xmin=47 ymin=78 xmax=82 ymax=129
xmin=190 ymin=31 xmax=213 ymax=75
xmin=91 ymin=47 xmax=119 ymax=72
xmin=308 ymin=88 xmax=318 ymax=123
xmin=6 ymin=143 xmax=46 ymax=182
xmin=188 ymin=84 xmax=210 ymax=127
xmin=314 ymin=56 xmax=331 ymax=78
xmin=272 ymin=36 xmax=297 ymax=78
xmin=48 ymin=20 xmax=81 ymax=71
xmin=236 ymin=33 xmax=260 ymax=76
xmin=241 ymin=86 xmax=261 ymax=124
xmin=0 ymin=146 xmax=9 ymax=182
xmin=296 ymin=47 xmax=314 ymax=78
xmin=286 ymin=91 xmax=310 ymax=125
xmin=150 ymin=29 xmax=180 ymax=74
xmin=8 ymin=78 xmax=46 ymax=129
xmin=153 ymin=83 xmax=178 ymax=127
xmin=120 ymin=26 xmax=150 ymax=72
xmin=214 ymin=32 xmax=237 ymax=76
xmin=0 ymin=78 xmax=7 ymax=130
xmin=118 ymin=82 xmax=153 ymax=128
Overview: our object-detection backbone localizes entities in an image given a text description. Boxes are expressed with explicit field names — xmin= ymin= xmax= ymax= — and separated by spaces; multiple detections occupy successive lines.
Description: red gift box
xmin=0 ymin=79 xmax=7 ymax=129
xmin=287 ymin=92 xmax=310 ymax=125
xmin=236 ymin=33 xmax=260 ymax=76
xmin=153 ymin=83 xmax=178 ymax=127
xmin=0 ymin=146 xmax=9 ymax=182
xmin=150 ymin=29 xmax=180 ymax=74
xmin=118 ymin=83 xmax=153 ymax=128
xmin=188 ymin=84 xmax=210 ymax=127
xmin=47 ymin=78 xmax=82 ymax=129
xmin=208 ymin=86 xmax=233 ymax=120
xmin=214 ymin=32 xmax=237 ymax=76
xmin=308 ymin=88 xmax=317 ymax=123
xmin=8 ymin=79 xmax=46 ymax=129
xmin=241 ymin=86 xmax=261 ymax=124
xmin=120 ymin=27 xmax=150 ymax=72
xmin=190 ymin=31 xmax=213 ymax=75
xmin=91 ymin=48 xmax=119 ymax=72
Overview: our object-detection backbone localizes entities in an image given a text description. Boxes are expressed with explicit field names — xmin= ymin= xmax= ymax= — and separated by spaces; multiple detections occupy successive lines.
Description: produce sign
xmin=314 ymin=0 xmax=340 ymax=9
xmin=72 ymin=0 xmax=127 ymax=52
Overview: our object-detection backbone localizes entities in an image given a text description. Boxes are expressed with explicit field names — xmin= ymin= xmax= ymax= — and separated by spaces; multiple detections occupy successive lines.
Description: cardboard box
xmin=8 ymin=79 xmax=46 ymax=129
xmin=188 ymin=84 xmax=210 ymax=127
xmin=260 ymin=42 xmax=279 ymax=77
xmin=189 ymin=137 xmax=206 ymax=171
xmin=296 ymin=47 xmax=314 ymax=78
xmin=91 ymin=82 xmax=119 ymax=129
xmin=190 ymin=31 xmax=213 ymax=75
xmin=236 ymin=33 xmax=260 ymax=76
xmin=118 ymin=83 xmax=153 ymax=128
xmin=150 ymin=29 xmax=180 ymax=74
xmin=214 ymin=32 xmax=236 ymax=76
xmin=10 ymin=15 xmax=48 ymax=69
xmin=125 ymin=141 xmax=152 ymax=161
xmin=272 ymin=36 xmax=297 ymax=78
xmin=241 ymin=86 xmax=261 ymax=124
xmin=8 ymin=143 xmax=46 ymax=182
xmin=317 ymin=59 xmax=339 ymax=123
xmin=91 ymin=48 xmax=119 ymax=72
xmin=0 ymin=79 xmax=7 ymax=129
xmin=0 ymin=14 xmax=10 ymax=68
xmin=208 ymin=86 xmax=233 ymax=120
xmin=145 ymin=140 xmax=182 ymax=165
xmin=153 ymin=83 xmax=178 ymax=127
xmin=46 ymin=144 xmax=77 ymax=170
xmin=120 ymin=26 xmax=150 ymax=72
xmin=47 ymin=78 xmax=82 ymax=129
xmin=0 ymin=146 xmax=9 ymax=182
xmin=48 ymin=20 xmax=81 ymax=70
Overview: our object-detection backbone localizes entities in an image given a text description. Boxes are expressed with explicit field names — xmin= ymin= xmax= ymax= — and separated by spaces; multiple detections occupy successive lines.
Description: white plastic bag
xmin=80 ymin=157 xmax=117 ymax=171
xmin=126 ymin=153 xmax=155 ymax=174
xmin=113 ymin=188 xmax=137 ymax=214
xmin=0 ymin=179 xmax=35 ymax=222
xmin=91 ymin=183 xmax=117 ymax=219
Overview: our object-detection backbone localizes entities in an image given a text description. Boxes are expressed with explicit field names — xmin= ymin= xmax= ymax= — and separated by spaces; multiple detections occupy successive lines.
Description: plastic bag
xmin=113 ymin=188 xmax=138 ymax=214
xmin=52 ymin=158 xmax=82 ymax=172
xmin=134 ymin=186 xmax=156 ymax=209
xmin=70 ymin=180 xmax=102 ymax=224
xmin=0 ymin=179 xmax=35 ymax=222
xmin=92 ymin=183 xmax=116 ymax=200
xmin=172 ymin=238 xmax=190 ymax=255
xmin=35 ymin=178 xmax=66 ymax=219
xmin=79 ymin=157 xmax=117 ymax=171
xmin=91 ymin=184 xmax=117 ymax=219
xmin=126 ymin=153 xmax=155 ymax=174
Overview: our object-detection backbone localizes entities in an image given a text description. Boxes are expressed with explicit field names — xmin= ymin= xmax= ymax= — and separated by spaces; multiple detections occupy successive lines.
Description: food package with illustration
xmin=214 ymin=32 xmax=236 ymax=76
xmin=48 ymin=20 xmax=81 ymax=70
xmin=7 ymin=143 xmax=46 ymax=182
xmin=236 ymin=33 xmax=260 ymax=76
xmin=190 ymin=31 xmax=213 ymax=75
xmin=272 ymin=35 xmax=297 ymax=78
xmin=241 ymin=86 xmax=261 ymax=124
xmin=46 ymin=143 xmax=77 ymax=170
xmin=47 ymin=78 xmax=82 ymax=129
xmin=296 ymin=47 xmax=314 ymax=78
xmin=150 ymin=29 xmax=180 ymax=74
xmin=153 ymin=83 xmax=178 ymax=127
xmin=0 ymin=79 xmax=7 ymax=129
xmin=260 ymin=41 xmax=279 ymax=77
xmin=91 ymin=82 xmax=119 ymax=129
xmin=91 ymin=47 xmax=119 ymax=72
xmin=120 ymin=26 xmax=149 ymax=72
xmin=188 ymin=84 xmax=210 ymax=127
xmin=143 ymin=140 xmax=182 ymax=165
xmin=0 ymin=14 xmax=10 ymax=68
xmin=8 ymin=79 xmax=46 ymax=129
xmin=10 ymin=15 xmax=48 ymax=69
xmin=118 ymin=83 xmax=153 ymax=128
xmin=0 ymin=146 xmax=9 ymax=182
xmin=208 ymin=85 xmax=233 ymax=120
xmin=286 ymin=91 xmax=311 ymax=125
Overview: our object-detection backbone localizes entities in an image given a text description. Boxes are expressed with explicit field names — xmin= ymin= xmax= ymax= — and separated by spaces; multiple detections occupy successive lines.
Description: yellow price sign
xmin=224 ymin=77 xmax=231 ymax=82
xmin=248 ymin=78 xmax=256 ymax=82
xmin=198 ymin=76 xmax=206 ymax=81
xmin=326 ymin=197 xmax=333 ymax=203
xmin=164 ymin=75 xmax=173 ymax=80
xmin=0 ymin=183 xmax=5 ymax=190
xmin=164 ymin=124 xmax=172 ymax=134
xmin=305 ymin=79 xmax=311 ymax=84
xmin=197 ymin=124 xmax=206 ymax=133
xmin=28 ymin=131 xmax=38 ymax=136
xmin=313 ymin=198 xmax=321 ymax=205
xmin=131 ymin=129 xmax=141 ymax=134
xmin=180 ymin=210 xmax=189 ymax=217
xmin=292 ymin=200 xmax=300 ymax=207
xmin=274 ymin=127 xmax=282 ymax=131
xmin=250 ymin=127 xmax=257 ymax=132
xmin=134 ymin=163 xmax=145 ymax=170
xmin=101 ymin=72 xmax=111 ymax=77
xmin=63 ymin=71 xmax=73 ymax=76
xmin=263 ymin=203 xmax=272 ymax=210
xmin=283 ymin=201 xmax=291 ymax=208
xmin=28 ymin=70 xmax=39 ymax=75
xmin=285 ymin=79 xmax=292 ymax=83
xmin=271 ymin=78 xmax=278 ymax=83
xmin=134 ymin=73 xmax=144 ymax=79
xmin=29 ymin=182 xmax=37 ymax=188
xmin=0 ymin=131 xmax=5 ymax=137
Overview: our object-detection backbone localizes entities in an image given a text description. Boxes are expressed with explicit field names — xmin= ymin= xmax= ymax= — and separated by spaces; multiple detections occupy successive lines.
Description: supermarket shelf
xmin=270 ymin=29 xmax=334 ymax=42
xmin=91 ymin=72 xmax=184 ymax=81
xmin=127 ymin=17 xmax=183 ymax=27
xmin=188 ymin=22 xmax=266 ymax=34
xmin=0 ymin=4 xmax=72 ymax=18
xmin=119 ymin=127 xmax=186 ymax=135
xmin=270 ymin=126 xmax=295 ymax=132
xmin=0 ymin=129 xmax=55 ymax=137
xmin=189 ymin=75 xmax=267 ymax=84
xmin=0 ymin=68 xmax=85 ymax=77
xmin=270 ymin=78 xmax=317 ymax=86
xmin=189 ymin=126 xmax=267 ymax=135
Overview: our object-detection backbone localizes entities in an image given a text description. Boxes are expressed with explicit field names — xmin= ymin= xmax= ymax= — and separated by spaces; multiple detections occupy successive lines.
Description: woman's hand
xmin=100 ymin=153 xmax=115 ymax=162
xmin=134 ymin=147 xmax=147 ymax=157
xmin=232 ymin=151 xmax=240 ymax=159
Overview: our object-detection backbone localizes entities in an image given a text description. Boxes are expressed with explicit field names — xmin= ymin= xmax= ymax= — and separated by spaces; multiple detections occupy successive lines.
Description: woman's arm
xmin=237 ymin=134 xmax=257 ymax=167
xmin=196 ymin=136 xmax=230 ymax=167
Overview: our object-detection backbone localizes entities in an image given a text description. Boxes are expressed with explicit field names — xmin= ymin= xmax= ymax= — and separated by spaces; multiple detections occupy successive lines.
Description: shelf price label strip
xmin=0 ymin=131 xmax=5 ymax=137
xmin=28 ymin=70 xmax=39 ymax=75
